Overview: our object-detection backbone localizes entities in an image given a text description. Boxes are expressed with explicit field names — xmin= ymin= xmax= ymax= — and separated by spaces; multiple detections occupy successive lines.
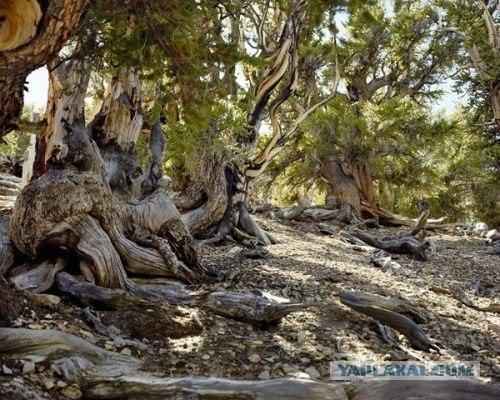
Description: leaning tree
xmin=169 ymin=0 xmax=341 ymax=245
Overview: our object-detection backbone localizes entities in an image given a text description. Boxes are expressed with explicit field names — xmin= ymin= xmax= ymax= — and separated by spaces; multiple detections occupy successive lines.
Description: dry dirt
xmin=0 ymin=216 xmax=499 ymax=398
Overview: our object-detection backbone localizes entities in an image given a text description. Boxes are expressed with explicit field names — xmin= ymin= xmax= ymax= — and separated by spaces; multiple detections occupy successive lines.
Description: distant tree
xmin=434 ymin=0 xmax=499 ymax=127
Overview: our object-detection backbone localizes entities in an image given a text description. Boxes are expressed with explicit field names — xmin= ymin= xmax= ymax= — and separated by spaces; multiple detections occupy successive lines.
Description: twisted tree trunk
xmin=175 ymin=0 xmax=314 ymax=245
xmin=8 ymin=63 xmax=210 ymax=288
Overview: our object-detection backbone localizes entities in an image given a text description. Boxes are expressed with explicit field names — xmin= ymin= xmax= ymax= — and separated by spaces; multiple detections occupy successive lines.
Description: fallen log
xmin=340 ymin=291 xmax=435 ymax=351
xmin=56 ymin=272 xmax=313 ymax=324
xmin=1 ymin=328 xmax=498 ymax=400
xmin=351 ymin=231 xmax=433 ymax=261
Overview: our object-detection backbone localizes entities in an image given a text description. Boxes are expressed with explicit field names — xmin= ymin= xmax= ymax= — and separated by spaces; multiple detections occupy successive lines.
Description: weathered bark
xmin=1 ymin=328 xmax=498 ymax=400
xmin=322 ymin=156 xmax=361 ymax=211
xmin=0 ymin=214 xmax=13 ymax=275
xmin=31 ymin=57 xmax=91 ymax=179
xmin=9 ymin=64 xmax=210 ymax=288
xmin=178 ymin=154 xmax=229 ymax=236
xmin=340 ymin=291 xmax=436 ymax=351
xmin=0 ymin=173 xmax=21 ymax=194
xmin=0 ymin=0 xmax=89 ymax=137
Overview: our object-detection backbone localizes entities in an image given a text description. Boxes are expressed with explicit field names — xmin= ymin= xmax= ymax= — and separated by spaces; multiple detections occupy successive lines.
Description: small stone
xmin=22 ymin=361 xmax=35 ymax=374
xmin=227 ymin=246 xmax=243 ymax=256
xmin=60 ymin=384 xmax=82 ymax=399
xmin=2 ymin=365 xmax=13 ymax=375
xmin=304 ymin=366 xmax=321 ymax=379
xmin=258 ymin=370 xmax=270 ymax=380
xmin=248 ymin=353 xmax=261 ymax=364
xmin=202 ymin=354 xmax=211 ymax=360
xmin=33 ymin=294 xmax=61 ymax=306
xmin=56 ymin=380 xmax=68 ymax=388
xmin=297 ymin=332 xmax=308 ymax=343
xmin=159 ymin=348 xmax=168 ymax=355
xmin=43 ymin=379 xmax=55 ymax=390
xmin=104 ymin=341 xmax=115 ymax=350
xmin=471 ymin=344 xmax=481 ymax=352
xmin=414 ymin=279 xmax=427 ymax=288
xmin=44 ymin=314 xmax=53 ymax=319
xmin=300 ymin=357 xmax=310 ymax=364
xmin=120 ymin=348 xmax=132 ymax=356
xmin=339 ymin=344 xmax=350 ymax=353
xmin=281 ymin=364 xmax=297 ymax=375
xmin=245 ymin=339 xmax=264 ymax=347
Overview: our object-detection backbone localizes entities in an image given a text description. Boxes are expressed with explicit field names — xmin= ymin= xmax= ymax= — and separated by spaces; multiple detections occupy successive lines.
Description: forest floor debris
xmin=0 ymin=216 xmax=499 ymax=398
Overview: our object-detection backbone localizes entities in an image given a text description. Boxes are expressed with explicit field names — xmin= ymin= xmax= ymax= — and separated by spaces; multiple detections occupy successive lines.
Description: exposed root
xmin=9 ymin=258 xmax=65 ymax=293
xmin=1 ymin=328 xmax=497 ymax=400
xmin=238 ymin=205 xmax=279 ymax=245
xmin=82 ymin=307 xmax=148 ymax=351
xmin=9 ymin=167 xmax=209 ymax=286
xmin=56 ymin=272 xmax=312 ymax=324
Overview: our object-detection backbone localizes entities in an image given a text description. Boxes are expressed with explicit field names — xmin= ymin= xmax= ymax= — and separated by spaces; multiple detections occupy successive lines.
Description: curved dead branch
xmin=340 ymin=291 xmax=436 ymax=351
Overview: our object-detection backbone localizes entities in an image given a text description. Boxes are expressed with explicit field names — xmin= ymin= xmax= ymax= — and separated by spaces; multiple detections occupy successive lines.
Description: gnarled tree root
xmin=1 ymin=328 xmax=498 ymax=400
xmin=9 ymin=168 xmax=210 ymax=287
xmin=340 ymin=291 xmax=436 ymax=351
xmin=56 ymin=272 xmax=313 ymax=324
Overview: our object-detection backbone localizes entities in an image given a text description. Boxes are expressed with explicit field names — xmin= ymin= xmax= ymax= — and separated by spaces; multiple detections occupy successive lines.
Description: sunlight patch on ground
xmin=169 ymin=335 xmax=205 ymax=354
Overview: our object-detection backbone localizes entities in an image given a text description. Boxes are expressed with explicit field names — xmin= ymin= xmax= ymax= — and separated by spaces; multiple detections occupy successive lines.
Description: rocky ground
xmin=0 ymin=216 xmax=499 ymax=398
